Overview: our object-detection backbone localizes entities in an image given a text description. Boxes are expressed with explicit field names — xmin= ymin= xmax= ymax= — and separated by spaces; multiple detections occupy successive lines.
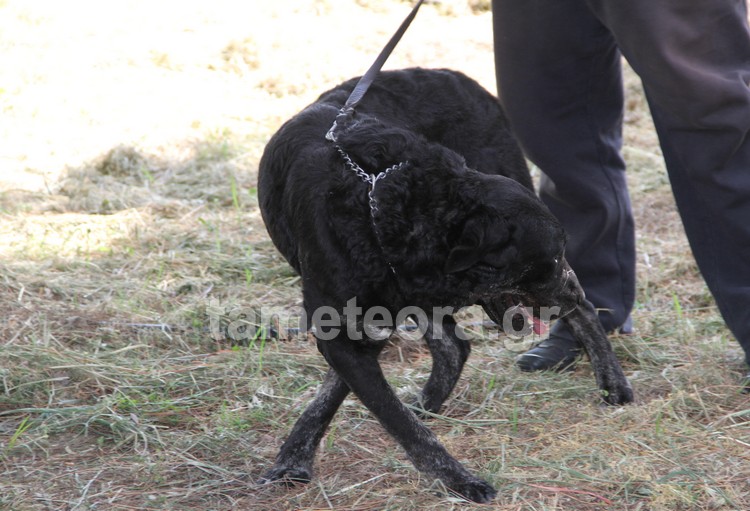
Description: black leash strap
xmin=326 ymin=0 xmax=425 ymax=142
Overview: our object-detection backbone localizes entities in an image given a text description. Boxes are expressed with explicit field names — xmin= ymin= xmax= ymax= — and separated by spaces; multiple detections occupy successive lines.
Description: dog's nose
xmin=559 ymin=259 xmax=585 ymax=305
xmin=576 ymin=286 xmax=585 ymax=305
xmin=570 ymin=274 xmax=585 ymax=305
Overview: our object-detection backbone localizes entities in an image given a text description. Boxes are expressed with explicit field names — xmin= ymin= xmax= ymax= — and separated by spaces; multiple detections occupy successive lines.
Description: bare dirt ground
xmin=1 ymin=1 xmax=749 ymax=510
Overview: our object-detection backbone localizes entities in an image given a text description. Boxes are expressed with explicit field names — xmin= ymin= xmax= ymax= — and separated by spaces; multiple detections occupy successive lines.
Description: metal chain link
xmin=335 ymin=145 xmax=408 ymax=209
xmin=334 ymin=145 xmax=407 ymax=276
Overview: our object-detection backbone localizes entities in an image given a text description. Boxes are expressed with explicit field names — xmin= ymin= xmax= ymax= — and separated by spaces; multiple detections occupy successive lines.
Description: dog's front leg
xmin=561 ymin=301 xmax=634 ymax=405
xmin=417 ymin=317 xmax=471 ymax=415
xmin=317 ymin=334 xmax=496 ymax=503
xmin=258 ymin=368 xmax=350 ymax=485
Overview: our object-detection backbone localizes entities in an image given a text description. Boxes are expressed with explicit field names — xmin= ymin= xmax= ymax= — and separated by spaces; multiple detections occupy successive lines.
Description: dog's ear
xmin=445 ymin=214 xmax=517 ymax=273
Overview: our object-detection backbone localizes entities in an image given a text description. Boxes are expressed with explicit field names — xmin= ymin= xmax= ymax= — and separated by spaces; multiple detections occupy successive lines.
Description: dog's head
xmin=445 ymin=174 xmax=584 ymax=330
xmin=334 ymin=116 xmax=584 ymax=329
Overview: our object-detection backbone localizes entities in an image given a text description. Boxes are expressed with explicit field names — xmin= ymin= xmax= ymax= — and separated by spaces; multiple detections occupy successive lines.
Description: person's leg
xmin=589 ymin=0 xmax=750 ymax=365
xmin=492 ymin=0 xmax=636 ymax=370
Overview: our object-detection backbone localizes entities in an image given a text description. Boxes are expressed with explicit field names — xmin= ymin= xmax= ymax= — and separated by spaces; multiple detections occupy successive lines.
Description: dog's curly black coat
xmin=258 ymin=68 xmax=632 ymax=503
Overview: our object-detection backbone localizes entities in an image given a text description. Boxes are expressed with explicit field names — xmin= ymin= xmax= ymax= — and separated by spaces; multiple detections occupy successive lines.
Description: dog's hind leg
xmin=417 ymin=317 xmax=471 ymax=415
xmin=258 ymin=368 xmax=350 ymax=485
xmin=317 ymin=334 xmax=496 ymax=503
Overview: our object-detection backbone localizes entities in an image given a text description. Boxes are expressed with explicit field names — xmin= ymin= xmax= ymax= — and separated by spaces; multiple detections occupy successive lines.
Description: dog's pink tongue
xmin=517 ymin=304 xmax=548 ymax=335
xmin=531 ymin=316 xmax=548 ymax=335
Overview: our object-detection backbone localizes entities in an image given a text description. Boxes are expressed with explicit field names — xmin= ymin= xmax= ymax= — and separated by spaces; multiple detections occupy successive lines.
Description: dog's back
xmin=318 ymin=68 xmax=531 ymax=186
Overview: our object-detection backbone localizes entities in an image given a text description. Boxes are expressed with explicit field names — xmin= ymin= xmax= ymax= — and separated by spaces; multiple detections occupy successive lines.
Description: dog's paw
xmin=256 ymin=465 xmax=312 ymax=487
xmin=449 ymin=477 xmax=497 ymax=503
xmin=408 ymin=395 xmax=442 ymax=419
xmin=600 ymin=379 xmax=634 ymax=406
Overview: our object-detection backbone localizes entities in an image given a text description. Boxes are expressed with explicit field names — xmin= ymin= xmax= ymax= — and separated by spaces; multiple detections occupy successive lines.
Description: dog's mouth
xmin=481 ymin=294 xmax=549 ymax=336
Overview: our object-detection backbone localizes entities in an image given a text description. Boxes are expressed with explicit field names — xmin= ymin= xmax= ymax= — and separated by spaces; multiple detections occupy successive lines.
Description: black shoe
xmin=515 ymin=322 xmax=581 ymax=372
xmin=515 ymin=316 xmax=633 ymax=372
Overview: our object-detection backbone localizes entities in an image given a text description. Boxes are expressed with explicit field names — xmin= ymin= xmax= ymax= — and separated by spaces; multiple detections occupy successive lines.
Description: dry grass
xmin=1 ymin=1 xmax=749 ymax=510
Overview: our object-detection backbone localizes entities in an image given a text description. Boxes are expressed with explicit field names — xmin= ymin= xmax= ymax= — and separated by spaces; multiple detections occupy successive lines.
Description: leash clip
xmin=325 ymin=107 xmax=356 ymax=142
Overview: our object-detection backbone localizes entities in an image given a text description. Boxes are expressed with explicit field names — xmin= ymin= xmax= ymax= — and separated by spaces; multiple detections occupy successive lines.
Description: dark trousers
xmin=492 ymin=0 xmax=750 ymax=363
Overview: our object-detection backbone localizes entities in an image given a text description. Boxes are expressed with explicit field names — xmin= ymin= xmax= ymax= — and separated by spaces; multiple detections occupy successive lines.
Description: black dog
xmin=257 ymin=68 xmax=633 ymax=503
